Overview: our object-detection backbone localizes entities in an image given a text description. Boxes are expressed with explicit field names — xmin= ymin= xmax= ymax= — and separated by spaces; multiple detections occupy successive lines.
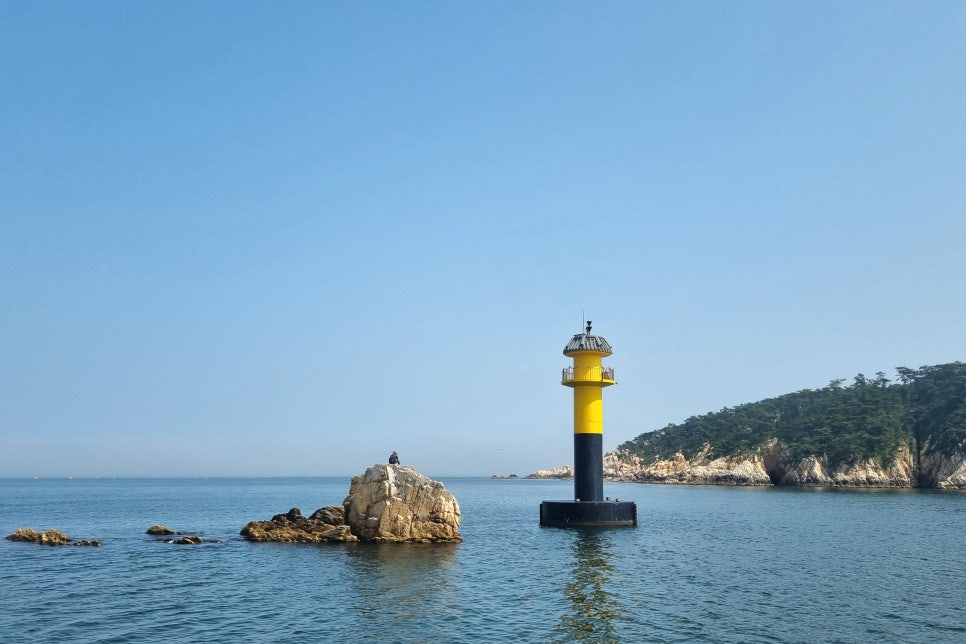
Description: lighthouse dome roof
xmin=563 ymin=333 xmax=613 ymax=355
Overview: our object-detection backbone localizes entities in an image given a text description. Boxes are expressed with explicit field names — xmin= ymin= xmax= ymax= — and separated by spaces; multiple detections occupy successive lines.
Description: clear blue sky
xmin=2 ymin=1 xmax=964 ymax=478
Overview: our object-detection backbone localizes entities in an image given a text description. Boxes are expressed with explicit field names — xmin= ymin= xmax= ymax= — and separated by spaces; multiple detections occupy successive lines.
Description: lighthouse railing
xmin=561 ymin=366 xmax=615 ymax=382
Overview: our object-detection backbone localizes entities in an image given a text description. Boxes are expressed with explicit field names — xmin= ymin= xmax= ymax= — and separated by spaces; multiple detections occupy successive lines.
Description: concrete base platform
xmin=539 ymin=500 xmax=637 ymax=527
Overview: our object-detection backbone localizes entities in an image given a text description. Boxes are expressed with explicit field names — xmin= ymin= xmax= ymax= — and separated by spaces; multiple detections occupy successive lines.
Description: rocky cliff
xmin=602 ymin=446 xmax=772 ymax=486
xmin=759 ymin=439 xmax=917 ymax=487
xmin=917 ymin=444 xmax=966 ymax=489
xmin=596 ymin=440 xmax=966 ymax=488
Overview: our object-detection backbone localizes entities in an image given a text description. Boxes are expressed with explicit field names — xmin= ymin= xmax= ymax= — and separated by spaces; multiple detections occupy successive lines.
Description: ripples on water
xmin=1 ymin=478 xmax=964 ymax=643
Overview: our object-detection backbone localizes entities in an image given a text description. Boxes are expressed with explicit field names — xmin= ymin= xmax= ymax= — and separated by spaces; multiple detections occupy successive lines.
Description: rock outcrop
xmin=603 ymin=446 xmax=773 ymax=486
xmin=241 ymin=506 xmax=357 ymax=543
xmin=525 ymin=465 xmax=574 ymax=480
xmin=242 ymin=465 xmax=461 ymax=544
xmin=918 ymin=445 xmax=966 ymax=489
xmin=6 ymin=528 xmax=70 ymax=545
xmin=5 ymin=528 xmax=100 ymax=546
xmin=765 ymin=441 xmax=916 ymax=487
xmin=146 ymin=525 xmax=175 ymax=535
xmin=344 ymin=464 xmax=461 ymax=543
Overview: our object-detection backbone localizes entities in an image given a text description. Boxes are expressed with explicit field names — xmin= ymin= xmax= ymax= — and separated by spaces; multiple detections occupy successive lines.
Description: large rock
xmin=343 ymin=465 xmax=462 ymax=543
xmin=242 ymin=466 xmax=461 ymax=544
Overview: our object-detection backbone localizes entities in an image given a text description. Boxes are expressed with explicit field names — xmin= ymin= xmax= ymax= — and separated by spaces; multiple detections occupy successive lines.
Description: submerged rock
xmin=166 ymin=535 xmax=212 ymax=545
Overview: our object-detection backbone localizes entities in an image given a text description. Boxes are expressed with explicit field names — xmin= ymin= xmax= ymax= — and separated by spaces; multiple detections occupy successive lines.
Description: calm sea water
xmin=1 ymin=477 xmax=963 ymax=643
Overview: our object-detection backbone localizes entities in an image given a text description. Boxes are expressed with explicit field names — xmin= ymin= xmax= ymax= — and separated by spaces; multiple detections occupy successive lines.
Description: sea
xmin=1 ymin=477 xmax=963 ymax=643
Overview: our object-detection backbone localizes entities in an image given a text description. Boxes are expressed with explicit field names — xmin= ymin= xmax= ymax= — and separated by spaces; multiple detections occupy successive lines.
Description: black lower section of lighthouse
xmin=539 ymin=500 xmax=637 ymax=527
xmin=540 ymin=434 xmax=637 ymax=528
xmin=574 ymin=433 xmax=603 ymax=502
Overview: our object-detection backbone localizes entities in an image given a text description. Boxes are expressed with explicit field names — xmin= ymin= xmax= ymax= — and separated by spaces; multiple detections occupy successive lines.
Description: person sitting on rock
xmin=389 ymin=451 xmax=400 ymax=465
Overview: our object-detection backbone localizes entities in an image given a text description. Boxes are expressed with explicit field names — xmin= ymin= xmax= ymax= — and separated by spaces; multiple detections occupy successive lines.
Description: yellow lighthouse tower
xmin=540 ymin=321 xmax=637 ymax=527
xmin=563 ymin=320 xmax=614 ymax=503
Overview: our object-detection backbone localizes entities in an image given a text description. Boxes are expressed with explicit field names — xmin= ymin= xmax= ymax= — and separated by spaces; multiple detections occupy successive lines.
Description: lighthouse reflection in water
xmin=555 ymin=529 xmax=627 ymax=643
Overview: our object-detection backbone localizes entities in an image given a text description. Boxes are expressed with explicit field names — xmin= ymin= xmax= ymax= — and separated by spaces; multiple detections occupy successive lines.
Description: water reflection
xmin=340 ymin=543 xmax=461 ymax=638
xmin=554 ymin=529 xmax=627 ymax=643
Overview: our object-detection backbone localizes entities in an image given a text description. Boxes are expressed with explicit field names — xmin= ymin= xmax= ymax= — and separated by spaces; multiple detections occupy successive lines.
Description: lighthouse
xmin=540 ymin=321 xmax=637 ymax=527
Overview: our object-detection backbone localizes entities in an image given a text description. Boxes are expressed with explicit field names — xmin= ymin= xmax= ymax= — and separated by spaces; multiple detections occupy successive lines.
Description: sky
xmin=2 ymin=1 xmax=965 ymax=478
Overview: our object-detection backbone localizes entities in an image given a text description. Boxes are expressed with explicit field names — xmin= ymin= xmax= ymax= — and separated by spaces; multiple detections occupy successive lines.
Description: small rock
xmin=5 ymin=528 xmax=70 ymax=545
xmin=308 ymin=505 xmax=345 ymax=526
xmin=146 ymin=525 xmax=175 ymax=535
xmin=172 ymin=535 xmax=204 ymax=545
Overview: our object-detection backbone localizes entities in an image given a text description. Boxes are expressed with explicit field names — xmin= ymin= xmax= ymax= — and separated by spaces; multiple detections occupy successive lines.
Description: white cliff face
xmin=919 ymin=445 xmax=966 ymax=489
xmin=591 ymin=440 xmax=956 ymax=488
xmin=776 ymin=444 xmax=916 ymax=487
xmin=343 ymin=464 xmax=462 ymax=543
xmin=603 ymin=451 xmax=643 ymax=478
xmin=602 ymin=446 xmax=772 ymax=485
xmin=780 ymin=455 xmax=829 ymax=486
xmin=831 ymin=444 xmax=915 ymax=487
xmin=937 ymin=455 xmax=966 ymax=489
xmin=525 ymin=465 xmax=575 ymax=479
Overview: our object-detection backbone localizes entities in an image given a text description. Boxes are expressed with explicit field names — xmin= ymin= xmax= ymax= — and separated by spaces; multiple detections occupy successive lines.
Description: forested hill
xmin=618 ymin=362 xmax=966 ymax=467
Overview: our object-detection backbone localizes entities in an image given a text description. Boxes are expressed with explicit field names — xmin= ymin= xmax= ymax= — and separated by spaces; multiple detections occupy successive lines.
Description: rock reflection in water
xmin=341 ymin=542 xmax=462 ymax=637
xmin=555 ymin=529 xmax=627 ymax=643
